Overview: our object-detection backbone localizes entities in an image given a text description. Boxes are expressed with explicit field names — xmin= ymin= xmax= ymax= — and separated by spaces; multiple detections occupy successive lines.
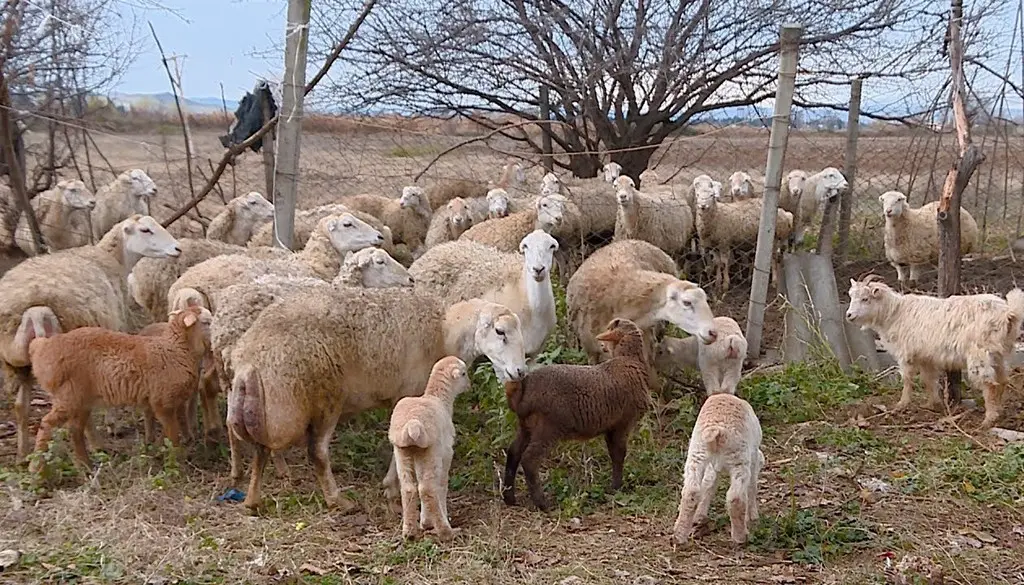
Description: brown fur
xmin=502 ymin=319 xmax=650 ymax=510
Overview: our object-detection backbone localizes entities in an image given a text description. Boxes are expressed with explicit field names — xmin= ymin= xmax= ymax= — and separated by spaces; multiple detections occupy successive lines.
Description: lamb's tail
xmin=700 ymin=425 xmax=730 ymax=453
xmin=226 ymin=363 xmax=267 ymax=446
xmin=504 ymin=379 xmax=525 ymax=414
xmin=394 ymin=419 xmax=430 ymax=449
xmin=1006 ymin=289 xmax=1024 ymax=337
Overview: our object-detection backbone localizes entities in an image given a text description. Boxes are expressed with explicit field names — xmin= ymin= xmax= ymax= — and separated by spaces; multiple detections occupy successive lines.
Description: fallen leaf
xmin=961 ymin=480 xmax=976 ymax=494
xmin=959 ymin=528 xmax=997 ymax=544
xmin=295 ymin=521 xmax=307 ymax=531
xmin=299 ymin=563 xmax=327 ymax=576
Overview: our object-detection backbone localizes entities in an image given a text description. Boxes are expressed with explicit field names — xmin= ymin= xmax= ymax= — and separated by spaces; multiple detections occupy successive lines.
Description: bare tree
xmin=326 ymin=0 xmax=969 ymax=179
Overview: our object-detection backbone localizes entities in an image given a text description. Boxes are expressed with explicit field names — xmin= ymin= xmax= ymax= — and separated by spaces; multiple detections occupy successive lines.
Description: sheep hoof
xmin=433 ymin=527 xmax=458 ymax=542
xmin=326 ymin=493 xmax=358 ymax=514
xmin=979 ymin=416 xmax=999 ymax=430
xmin=892 ymin=399 xmax=911 ymax=413
xmin=386 ymin=497 xmax=403 ymax=516
xmin=402 ymin=527 xmax=423 ymax=541
xmin=671 ymin=532 xmax=691 ymax=547
xmin=501 ymin=489 xmax=517 ymax=506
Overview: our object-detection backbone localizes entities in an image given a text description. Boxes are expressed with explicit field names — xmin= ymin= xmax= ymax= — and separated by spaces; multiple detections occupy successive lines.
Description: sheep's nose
xmin=376 ymin=234 xmax=385 ymax=243
xmin=408 ymin=276 xmax=415 ymax=284
xmin=512 ymin=366 xmax=526 ymax=380
xmin=703 ymin=329 xmax=718 ymax=344
xmin=172 ymin=245 xmax=182 ymax=256
xmin=845 ymin=311 xmax=854 ymax=322
xmin=87 ymin=201 xmax=96 ymax=209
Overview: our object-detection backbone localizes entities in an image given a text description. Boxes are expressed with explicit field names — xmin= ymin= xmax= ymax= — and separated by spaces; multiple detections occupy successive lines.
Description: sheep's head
xmin=535 ymin=192 xmax=567 ymax=231
xmin=613 ymin=175 xmax=637 ymax=205
xmin=170 ymin=305 xmax=213 ymax=353
xmin=785 ymin=170 xmax=808 ymax=198
xmin=595 ymin=318 xmax=644 ymax=356
xmin=447 ymin=197 xmax=474 ymax=231
xmin=126 ymin=169 xmax=158 ymax=214
xmin=398 ymin=186 xmax=426 ymax=211
xmin=603 ymin=162 xmax=623 ymax=183
xmin=519 ymin=229 xmax=558 ymax=283
xmin=429 ymin=355 xmax=470 ymax=397
xmin=692 ymin=174 xmax=721 ymax=211
xmin=236 ymin=191 xmax=274 ymax=222
xmin=845 ymin=275 xmax=893 ymax=325
xmin=486 ymin=188 xmax=510 ymax=219
xmin=540 ymin=172 xmax=561 ymax=192
xmin=122 ymin=215 xmax=181 ymax=258
xmin=57 ymin=179 xmax=96 ymax=211
xmin=168 ymin=286 xmax=208 ymax=314
xmin=654 ymin=279 xmax=717 ymax=345
xmin=639 ymin=168 xmax=660 ymax=185
xmin=342 ymin=247 xmax=414 ymax=288
xmin=322 ymin=212 xmax=384 ymax=254
xmin=814 ymin=167 xmax=848 ymax=202
xmin=879 ymin=190 xmax=909 ymax=220
xmin=728 ymin=171 xmax=754 ymax=200
xmin=474 ymin=302 xmax=527 ymax=383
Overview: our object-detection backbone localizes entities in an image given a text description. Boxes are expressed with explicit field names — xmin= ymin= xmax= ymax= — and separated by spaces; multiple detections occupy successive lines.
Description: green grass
xmin=751 ymin=503 xmax=878 ymax=565
xmin=894 ymin=438 xmax=1024 ymax=505
xmin=740 ymin=361 xmax=876 ymax=424
xmin=387 ymin=145 xmax=440 ymax=158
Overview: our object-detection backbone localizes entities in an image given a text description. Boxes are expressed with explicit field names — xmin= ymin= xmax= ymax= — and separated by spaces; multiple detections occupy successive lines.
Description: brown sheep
xmin=502 ymin=318 xmax=650 ymax=511
xmin=28 ymin=306 xmax=212 ymax=472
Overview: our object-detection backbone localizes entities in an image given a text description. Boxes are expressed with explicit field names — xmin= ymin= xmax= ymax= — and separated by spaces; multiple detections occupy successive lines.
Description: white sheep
xmin=14 ymin=180 xmax=96 ymax=255
xmin=426 ymin=161 xmax=526 ymax=210
xmin=879 ymin=190 xmax=980 ymax=285
xmin=206 ymin=192 xmax=275 ymax=246
xmin=247 ymin=203 xmax=402 ymax=262
xmin=410 ymin=230 xmax=558 ymax=356
xmin=613 ymin=175 xmax=693 ymax=257
xmin=697 ymin=317 xmax=747 ymax=395
xmin=226 ymin=290 xmax=528 ymax=510
xmin=424 ymin=197 xmax=479 ymax=249
xmin=389 ymin=355 xmax=469 ymax=541
xmin=653 ymin=336 xmax=699 ymax=377
xmin=778 ymin=167 xmax=848 ymax=246
xmin=845 ymin=275 xmax=1024 ymax=428
xmin=673 ymin=393 xmax=764 ymax=545
xmin=91 ymin=169 xmax=158 ymax=242
xmin=341 ymin=186 xmax=432 ymax=255
xmin=543 ymin=171 xmax=618 ymax=242
xmin=458 ymin=192 xmax=577 ymax=253
xmin=727 ymin=171 xmax=757 ymax=201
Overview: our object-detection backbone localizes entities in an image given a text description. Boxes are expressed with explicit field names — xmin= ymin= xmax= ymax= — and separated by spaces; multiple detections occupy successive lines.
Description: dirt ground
xmin=1 ymin=126 xmax=1023 ymax=584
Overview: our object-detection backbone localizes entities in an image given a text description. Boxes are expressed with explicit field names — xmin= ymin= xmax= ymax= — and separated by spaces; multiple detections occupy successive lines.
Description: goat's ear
xmin=850 ymin=278 xmax=858 ymax=288
xmin=183 ymin=312 xmax=198 ymax=327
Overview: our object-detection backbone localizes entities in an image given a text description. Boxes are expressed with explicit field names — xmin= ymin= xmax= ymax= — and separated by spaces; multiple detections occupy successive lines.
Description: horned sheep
xmin=389 ymin=355 xmax=469 ymax=541
xmin=226 ymin=288 xmax=528 ymax=510
xmin=0 ymin=215 xmax=182 ymax=459
xmin=845 ymin=275 xmax=1024 ymax=428
xmin=13 ymin=180 xmax=96 ymax=255
xmin=613 ymin=175 xmax=693 ymax=258
xmin=673 ymin=393 xmax=764 ymax=545
xmin=879 ymin=190 xmax=979 ymax=286
xmin=91 ymin=169 xmax=159 ymax=242
xmin=410 ymin=230 xmax=558 ymax=356
xmin=206 ymin=191 xmax=275 ymax=246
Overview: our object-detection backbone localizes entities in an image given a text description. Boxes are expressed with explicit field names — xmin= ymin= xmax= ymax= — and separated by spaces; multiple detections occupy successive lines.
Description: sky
xmin=118 ymin=0 xmax=284 ymax=99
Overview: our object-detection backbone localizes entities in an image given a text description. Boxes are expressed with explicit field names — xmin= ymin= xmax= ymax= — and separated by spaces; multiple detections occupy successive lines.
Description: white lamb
xmin=845 ymin=275 xmax=1024 ymax=428
xmin=14 ymin=180 xmax=96 ymax=255
xmin=613 ymin=175 xmax=693 ymax=258
xmin=91 ymin=169 xmax=159 ymax=241
xmin=673 ymin=392 xmax=764 ymax=545
xmin=879 ymin=190 xmax=980 ymax=286
xmin=777 ymin=167 xmax=848 ymax=246
xmin=727 ymin=172 xmax=757 ymax=201
xmin=388 ymin=355 xmax=469 ymax=541
xmin=697 ymin=317 xmax=747 ymax=395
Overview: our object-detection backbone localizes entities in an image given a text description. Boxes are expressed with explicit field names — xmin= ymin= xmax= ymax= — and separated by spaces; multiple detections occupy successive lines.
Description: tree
xmin=330 ymin=0 xmax=957 ymax=180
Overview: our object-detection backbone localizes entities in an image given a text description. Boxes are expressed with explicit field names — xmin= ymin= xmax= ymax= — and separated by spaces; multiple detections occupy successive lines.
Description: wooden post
xmin=837 ymin=77 xmax=863 ymax=261
xmin=745 ymin=23 xmax=803 ymax=359
xmin=273 ymin=0 xmax=311 ymax=250
xmin=539 ymin=84 xmax=553 ymax=172
xmin=260 ymin=85 xmax=277 ymax=203
xmin=937 ymin=0 xmax=984 ymax=406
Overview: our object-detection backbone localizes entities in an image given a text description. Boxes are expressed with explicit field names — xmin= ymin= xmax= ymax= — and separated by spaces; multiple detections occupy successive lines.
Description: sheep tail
xmin=394 ymin=420 xmax=429 ymax=449
xmin=1006 ymin=289 xmax=1024 ymax=335
xmin=504 ymin=379 xmax=525 ymax=414
xmin=226 ymin=363 xmax=267 ymax=446
xmin=701 ymin=426 xmax=728 ymax=453
xmin=725 ymin=336 xmax=741 ymax=360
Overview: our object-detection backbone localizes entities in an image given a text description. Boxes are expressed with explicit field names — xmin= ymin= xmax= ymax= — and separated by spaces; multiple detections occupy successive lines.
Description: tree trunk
xmin=614 ymin=147 xmax=657 ymax=185
xmin=568 ymin=152 xmax=601 ymax=179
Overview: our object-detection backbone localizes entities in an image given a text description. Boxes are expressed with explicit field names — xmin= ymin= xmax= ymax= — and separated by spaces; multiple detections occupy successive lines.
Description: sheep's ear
xmin=358 ymin=254 xmax=374 ymax=269
xmin=183 ymin=312 xmax=198 ymax=327
xmin=850 ymin=278 xmax=857 ymax=288
xmin=326 ymin=218 xmax=339 ymax=231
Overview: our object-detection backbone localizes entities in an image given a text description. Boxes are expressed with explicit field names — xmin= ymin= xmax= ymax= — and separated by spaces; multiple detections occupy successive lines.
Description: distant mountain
xmin=109 ymin=92 xmax=238 ymax=114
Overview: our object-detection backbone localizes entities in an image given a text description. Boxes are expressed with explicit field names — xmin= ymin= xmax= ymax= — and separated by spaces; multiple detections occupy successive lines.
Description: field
xmin=1 ymin=124 xmax=1023 ymax=584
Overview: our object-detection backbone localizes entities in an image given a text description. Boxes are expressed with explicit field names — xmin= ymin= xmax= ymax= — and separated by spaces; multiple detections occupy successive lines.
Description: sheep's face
xmin=58 ymin=180 xmax=96 ymax=211
xmin=347 ymin=248 xmax=414 ymax=288
xmin=879 ymin=191 xmax=908 ymax=219
xmin=603 ymin=162 xmax=622 ymax=183
xmin=238 ymin=191 xmax=274 ymax=221
xmin=122 ymin=215 xmax=182 ymax=258
xmin=655 ymin=280 xmax=717 ymax=345
xmin=814 ymin=167 xmax=848 ymax=202
xmin=540 ymin=172 xmax=560 ymax=191
xmin=694 ymin=189 xmax=719 ymax=212
xmin=399 ymin=186 xmax=426 ymax=211
xmin=785 ymin=171 xmax=808 ymax=197
xmin=519 ymin=229 xmax=558 ymax=283
xmin=652 ymin=339 xmax=679 ymax=372
xmin=595 ymin=318 xmax=643 ymax=349
xmin=486 ymin=188 xmax=510 ymax=219
xmin=846 ymin=278 xmax=891 ymax=325
xmin=447 ymin=198 xmax=473 ymax=231
xmin=728 ymin=172 xmax=753 ymax=200
xmin=325 ymin=212 xmax=385 ymax=253
xmin=475 ymin=307 xmax=527 ymax=383
xmin=127 ymin=169 xmax=158 ymax=214
xmin=535 ymin=193 xmax=566 ymax=231
xmin=615 ymin=184 xmax=635 ymax=206
xmin=172 ymin=305 xmax=213 ymax=352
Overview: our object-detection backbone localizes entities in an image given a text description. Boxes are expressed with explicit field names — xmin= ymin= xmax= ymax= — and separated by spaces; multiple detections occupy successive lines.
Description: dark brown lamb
xmin=502 ymin=318 xmax=651 ymax=511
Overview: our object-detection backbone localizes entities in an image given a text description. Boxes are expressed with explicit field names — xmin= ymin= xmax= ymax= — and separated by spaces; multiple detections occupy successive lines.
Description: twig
xmin=415 ymin=120 xmax=565 ymax=182
xmin=84 ymin=129 xmax=118 ymax=176
xmin=149 ymin=22 xmax=195 ymax=199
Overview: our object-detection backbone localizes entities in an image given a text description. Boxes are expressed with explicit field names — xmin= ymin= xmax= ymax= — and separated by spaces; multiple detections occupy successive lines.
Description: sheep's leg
xmin=182 ymin=393 xmax=198 ymax=443
xmin=228 ymin=426 xmax=245 ymax=483
xmin=721 ymin=249 xmax=731 ymax=294
xmin=68 ymin=410 xmax=92 ymax=475
xmin=980 ymin=381 xmax=1004 ymax=429
xmin=920 ymin=367 xmax=944 ymax=412
xmin=908 ymin=264 xmax=923 ymax=287
xmin=604 ymin=427 xmax=629 ymax=493
xmin=142 ymin=407 xmax=157 ymax=445
xmin=242 ymin=445 xmax=270 ymax=510
xmin=199 ymin=364 xmax=222 ymax=440
xmin=727 ymin=465 xmax=752 ymax=544
xmin=395 ymin=448 xmax=422 ymax=540
xmin=437 ymin=450 xmax=454 ymax=533
xmin=154 ymin=406 xmax=182 ymax=448
xmin=416 ymin=455 xmax=454 ymax=541
xmin=894 ymin=362 xmax=917 ymax=412
xmin=693 ymin=464 xmax=718 ymax=529
xmin=672 ymin=456 xmax=709 ymax=545
xmin=83 ymin=419 xmax=103 ymax=453
xmin=747 ymin=450 xmax=764 ymax=523
xmin=7 ymin=364 xmax=34 ymax=460
xmin=30 ymin=404 xmax=71 ymax=473
xmin=502 ymin=426 xmax=530 ymax=506
xmin=892 ymin=263 xmax=907 ymax=285
xmin=307 ymin=413 xmax=349 ymax=511
xmin=520 ymin=434 xmax=555 ymax=511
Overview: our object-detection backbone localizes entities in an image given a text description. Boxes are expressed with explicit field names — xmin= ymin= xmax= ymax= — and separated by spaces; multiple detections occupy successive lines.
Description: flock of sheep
xmin=0 ymin=158 xmax=1012 ymax=547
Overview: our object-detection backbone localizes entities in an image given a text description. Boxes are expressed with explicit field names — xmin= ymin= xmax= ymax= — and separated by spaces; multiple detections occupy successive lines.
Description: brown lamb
xmin=28 ymin=305 xmax=212 ymax=472
xmin=502 ymin=318 xmax=651 ymax=511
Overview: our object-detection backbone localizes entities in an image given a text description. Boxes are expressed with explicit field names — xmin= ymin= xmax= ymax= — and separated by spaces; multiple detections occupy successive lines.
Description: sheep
xmin=778 ymin=167 xmax=848 ymax=246
xmin=247 ymin=203 xmax=402 ymax=263
xmin=845 ymin=275 xmax=1024 ymax=428
xmin=167 ymin=213 xmax=384 ymax=314
xmin=542 ymin=171 xmax=617 ymax=243
xmin=340 ymin=186 xmax=432 ymax=255
xmin=389 ymin=355 xmax=469 ymax=541
xmin=566 ymin=239 xmax=718 ymax=364
xmin=458 ymin=192 xmax=578 ymax=253
xmin=0 ymin=215 xmax=181 ymax=459
xmin=13 ymin=180 xmax=96 ymax=255
xmin=696 ymin=317 xmax=747 ymax=395
xmin=410 ymin=230 xmax=558 ymax=356
xmin=653 ymin=336 xmax=699 ymax=377
xmin=602 ymin=162 xmax=622 ymax=183
xmin=423 ymin=197 xmax=479 ymax=249
xmin=91 ymin=169 xmax=159 ymax=242
xmin=613 ymin=175 xmax=693 ymax=258
xmin=672 ymin=393 xmax=764 ymax=545
xmin=426 ymin=161 xmax=526 ymax=210
xmin=879 ymin=190 xmax=980 ymax=286
xmin=693 ymin=186 xmax=794 ymax=293
xmin=28 ymin=305 xmax=212 ymax=473
xmin=226 ymin=289 xmax=528 ymax=510
xmin=502 ymin=318 xmax=650 ymax=511
xmin=727 ymin=171 xmax=757 ymax=201
xmin=206 ymin=191 xmax=275 ymax=245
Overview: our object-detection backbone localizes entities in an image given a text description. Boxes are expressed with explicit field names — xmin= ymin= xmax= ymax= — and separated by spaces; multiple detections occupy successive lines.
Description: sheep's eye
xmin=375 ymin=258 xmax=385 ymax=265
xmin=342 ymin=222 xmax=353 ymax=228
xmin=549 ymin=244 xmax=556 ymax=251
xmin=682 ymin=300 xmax=692 ymax=308
xmin=140 ymin=227 xmax=152 ymax=234
xmin=495 ymin=327 xmax=506 ymax=337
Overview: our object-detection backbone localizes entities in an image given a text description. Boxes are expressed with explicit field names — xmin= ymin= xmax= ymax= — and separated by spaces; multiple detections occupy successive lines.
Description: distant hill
xmin=109 ymin=92 xmax=239 ymax=114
